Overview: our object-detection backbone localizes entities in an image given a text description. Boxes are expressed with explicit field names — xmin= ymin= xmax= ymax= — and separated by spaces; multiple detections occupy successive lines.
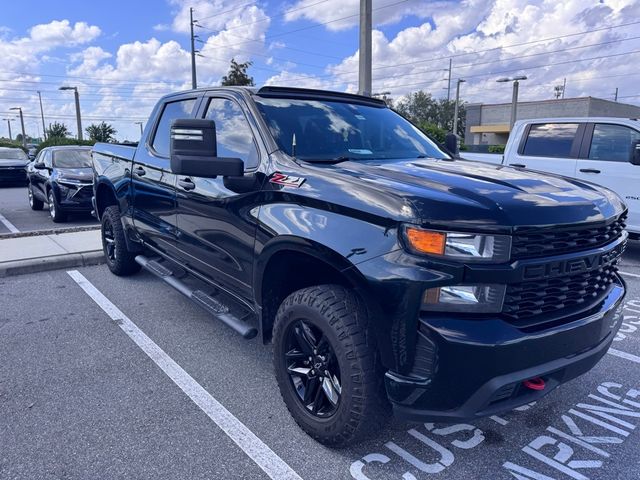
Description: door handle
xmin=133 ymin=166 xmax=146 ymax=177
xmin=509 ymin=163 xmax=526 ymax=168
xmin=579 ymin=168 xmax=601 ymax=174
xmin=178 ymin=178 xmax=196 ymax=191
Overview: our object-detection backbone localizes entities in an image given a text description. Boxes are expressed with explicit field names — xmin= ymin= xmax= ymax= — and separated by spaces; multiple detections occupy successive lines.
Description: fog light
xmin=422 ymin=284 xmax=506 ymax=313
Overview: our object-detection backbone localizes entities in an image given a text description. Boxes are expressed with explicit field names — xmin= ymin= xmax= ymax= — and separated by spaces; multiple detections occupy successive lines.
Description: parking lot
xmin=1 ymin=196 xmax=639 ymax=479
xmin=0 ymin=186 xmax=97 ymax=235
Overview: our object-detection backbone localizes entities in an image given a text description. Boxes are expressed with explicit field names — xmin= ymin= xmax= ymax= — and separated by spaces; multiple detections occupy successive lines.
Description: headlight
xmin=422 ymin=284 xmax=506 ymax=313
xmin=402 ymin=225 xmax=511 ymax=262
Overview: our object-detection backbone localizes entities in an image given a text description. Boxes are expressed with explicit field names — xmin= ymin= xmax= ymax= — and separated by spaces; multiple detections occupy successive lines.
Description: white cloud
xmin=29 ymin=20 xmax=100 ymax=45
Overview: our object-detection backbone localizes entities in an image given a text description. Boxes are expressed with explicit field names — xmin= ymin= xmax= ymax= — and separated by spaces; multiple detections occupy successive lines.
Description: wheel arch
xmin=255 ymin=236 xmax=382 ymax=344
xmin=94 ymin=179 xmax=119 ymax=220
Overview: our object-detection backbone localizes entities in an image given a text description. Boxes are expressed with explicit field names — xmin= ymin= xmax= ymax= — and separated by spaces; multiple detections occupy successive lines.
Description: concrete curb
xmin=0 ymin=251 xmax=105 ymax=278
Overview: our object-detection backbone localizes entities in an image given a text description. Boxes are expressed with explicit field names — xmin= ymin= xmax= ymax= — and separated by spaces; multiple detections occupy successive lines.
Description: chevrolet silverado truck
xmin=92 ymin=86 xmax=628 ymax=446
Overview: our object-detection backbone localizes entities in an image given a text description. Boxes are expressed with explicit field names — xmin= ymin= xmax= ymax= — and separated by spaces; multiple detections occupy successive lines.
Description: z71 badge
xmin=269 ymin=172 xmax=306 ymax=188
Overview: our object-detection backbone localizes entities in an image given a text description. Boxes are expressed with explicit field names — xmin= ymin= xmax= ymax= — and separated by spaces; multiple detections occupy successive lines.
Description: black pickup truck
xmin=92 ymin=86 xmax=628 ymax=446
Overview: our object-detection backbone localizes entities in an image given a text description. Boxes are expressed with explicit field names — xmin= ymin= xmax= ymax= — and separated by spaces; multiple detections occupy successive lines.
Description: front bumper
xmin=54 ymin=183 xmax=93 ymax=211
xmin=0 ymin=167 xmax=27 ymax=183
xmin=386 ymin=278 xmax=625 ymax=422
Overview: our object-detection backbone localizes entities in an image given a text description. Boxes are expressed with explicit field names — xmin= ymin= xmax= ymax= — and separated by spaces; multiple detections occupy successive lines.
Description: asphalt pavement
xmin=0 ymin=185 xmax=98 ymax=235
xmin=1 ymin=243 xmax=640 ymax=480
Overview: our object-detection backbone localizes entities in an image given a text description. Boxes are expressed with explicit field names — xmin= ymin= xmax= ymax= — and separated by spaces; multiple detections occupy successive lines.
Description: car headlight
xmin=402 ymin=225 xmax=511 ymax=262
xmin=422 ymin=284 xmax=506 ymax=313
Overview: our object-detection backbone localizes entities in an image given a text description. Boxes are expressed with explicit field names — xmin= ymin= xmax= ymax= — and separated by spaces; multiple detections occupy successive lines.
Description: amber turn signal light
xmin=404 ymin=227 xmax=446 ymax=255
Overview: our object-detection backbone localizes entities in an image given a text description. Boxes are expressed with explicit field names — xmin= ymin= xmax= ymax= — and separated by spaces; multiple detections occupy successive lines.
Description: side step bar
xmin=135 ymin=255 xmax=258 ymax=339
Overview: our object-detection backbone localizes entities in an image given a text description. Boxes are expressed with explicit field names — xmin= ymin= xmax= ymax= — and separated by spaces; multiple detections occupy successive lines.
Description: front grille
xmin=0 ymin=167 xmax=27 ymax=181
xmin=503 ymin=263 xmax=619 ymax=323
xmin=512 ymin=213 xmax=627 ymax=260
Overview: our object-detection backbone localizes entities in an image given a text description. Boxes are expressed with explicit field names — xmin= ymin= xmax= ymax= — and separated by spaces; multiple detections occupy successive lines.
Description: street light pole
xmin=453 ymin=79 xmax=466 ymax=136
xmin=37 ymin=91 xmax=47 ymax=141
xmin=497 ymin=76 xmax=527 ymax=130
xmin=135 ymin=121 xmax=143 ymax=137
xmin=358 ymin=0 xmax=372 ymax=96
xmin=3 ymin=118 xmax=14 ymax=141
xmin=9 ymin=107 xmax=26 ymax=147
xmin=59 ymin=86 xmax=83 ymax=140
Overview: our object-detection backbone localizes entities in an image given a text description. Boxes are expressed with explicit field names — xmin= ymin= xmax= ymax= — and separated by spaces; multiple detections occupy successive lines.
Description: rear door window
xmin=151 ymin=98 xmax=197 ymax=157
xmin=522 ymin=123 xmax=580 ymax=157
xmin=588 ymin=123 xmax=640 ymax=162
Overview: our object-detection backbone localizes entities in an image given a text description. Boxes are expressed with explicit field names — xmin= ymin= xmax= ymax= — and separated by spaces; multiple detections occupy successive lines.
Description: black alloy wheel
xmin=273 ymin=285 xmax=386 ymax=446
xmin=100 ymin=206 xmax=141 ymax=276
xmin=284 ymin=320 xmax=342 ymax=417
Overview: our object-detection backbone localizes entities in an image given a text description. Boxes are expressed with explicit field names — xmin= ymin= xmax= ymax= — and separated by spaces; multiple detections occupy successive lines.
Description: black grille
xmin=0 ymin=167 xmax=27 ymax=182
xmin=512 ymin=213 xmax=627 ymax=260
xmin=503 ymin=264 xmax=619 ymax=323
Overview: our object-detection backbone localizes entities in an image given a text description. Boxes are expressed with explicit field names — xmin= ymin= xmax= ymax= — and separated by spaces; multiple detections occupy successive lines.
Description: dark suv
xmin=28 ymin=146 xmax=93 ymax=222
xmin=92 ymin=86 xmax=627 ymax=446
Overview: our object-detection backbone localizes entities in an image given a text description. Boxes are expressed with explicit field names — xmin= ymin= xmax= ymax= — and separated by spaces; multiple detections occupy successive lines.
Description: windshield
xmin=0 ymin=149 xmax=28 ymax=160
xmin=253 ymin=97 xmax=450 ymax=161
xmin=52 ymin=150 xmax=92 ymax=168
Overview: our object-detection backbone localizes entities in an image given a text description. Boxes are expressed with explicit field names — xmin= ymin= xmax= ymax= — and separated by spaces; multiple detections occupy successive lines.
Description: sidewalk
xmin=0 ymin=229 xmax=104 ymax=277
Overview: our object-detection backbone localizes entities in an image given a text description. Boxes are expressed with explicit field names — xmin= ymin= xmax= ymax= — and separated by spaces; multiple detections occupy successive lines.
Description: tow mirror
xmin=631 ymin=140 xmax=640 ymax=166
xmin=445 ymin=133 xmax=459 ymax=156
xmin=170 ymin=119 xmax=244 ymax=178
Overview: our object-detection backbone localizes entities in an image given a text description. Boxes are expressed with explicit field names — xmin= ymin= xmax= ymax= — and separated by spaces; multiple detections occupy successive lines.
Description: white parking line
xmin=619 ymin=271 xmax=640 ymax=278
xmin=0 ymin=212 xmax=19 ymax=233
xmin=67 ymin=270 xmax=303 ymax=480
xmin=608 ymin=348 xmax=640 ymax=364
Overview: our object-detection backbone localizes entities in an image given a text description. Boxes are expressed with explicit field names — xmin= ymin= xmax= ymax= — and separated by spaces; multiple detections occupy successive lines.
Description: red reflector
xmin=523 ymin=377 xmax=545 ymax=391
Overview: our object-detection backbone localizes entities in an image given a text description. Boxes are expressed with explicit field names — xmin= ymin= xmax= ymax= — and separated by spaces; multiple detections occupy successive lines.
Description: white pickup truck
xmin=462 ymin=117 xmax=640 ymax=237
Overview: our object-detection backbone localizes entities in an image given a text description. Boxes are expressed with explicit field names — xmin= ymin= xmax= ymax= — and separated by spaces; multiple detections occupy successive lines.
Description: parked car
xmin=92 ymin=87 xmax=627 ymax=446
xmin=26 ymin=143 xmax=38 ymax=160
xmin=461 ymin=117 xmax=640 ymax=237
xmin=27 ymin=146 xmax=93 ymax=222
xmin=0 ymin=146 xmax=29 ymax=185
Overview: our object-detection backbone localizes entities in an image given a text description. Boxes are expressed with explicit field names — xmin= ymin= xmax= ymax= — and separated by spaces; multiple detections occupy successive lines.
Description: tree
xmin=394 ymin=90 xmax=466 ymax=137
xmin=46 ymin=122 xmax=70 ymax=139
xmin=221 ymin=58 xmax=254 ymax=86
xmin=86 ymin=122 xmax=117 ymax=142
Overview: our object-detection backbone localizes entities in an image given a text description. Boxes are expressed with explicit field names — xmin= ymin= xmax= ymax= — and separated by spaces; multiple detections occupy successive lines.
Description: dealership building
xmin=465 ymin=97 xmax=640 ymax=146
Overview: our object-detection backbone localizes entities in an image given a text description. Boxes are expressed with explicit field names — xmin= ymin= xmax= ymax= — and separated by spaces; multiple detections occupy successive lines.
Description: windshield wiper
xmin=300 ymin=156 xmax=355 ymax=164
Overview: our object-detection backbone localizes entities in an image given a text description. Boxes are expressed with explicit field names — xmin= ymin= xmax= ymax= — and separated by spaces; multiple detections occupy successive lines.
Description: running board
xmin=135 ymin=255 xmax=258 ymax=339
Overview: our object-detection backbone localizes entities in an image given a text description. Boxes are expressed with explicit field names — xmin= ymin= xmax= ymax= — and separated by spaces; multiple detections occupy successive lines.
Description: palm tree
xmin=86 ymin=122 xmax=117 ymax=142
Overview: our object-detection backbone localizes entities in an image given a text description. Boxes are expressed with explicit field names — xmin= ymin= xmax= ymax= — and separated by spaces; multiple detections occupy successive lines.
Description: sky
xmin=0 ymin=0 xmax=639 ymax=141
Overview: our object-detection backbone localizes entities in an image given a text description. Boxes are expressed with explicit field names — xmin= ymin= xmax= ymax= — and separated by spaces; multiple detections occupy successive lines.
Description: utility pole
xmin=497 ymin=76 xmax=527 ymax=130
xmin=59 ymin=86 xmax=83 ymax=140
xmin=3 ymin=118 xmax=14 ymax=141
xmin=190 ymin=7 xmax=198 ymax=89
xmin=446 ymin=58 xmax=452 ymax=101
xmin=614 ymin=87 xmax=618 ymax=102
xmin=562 ymin=77 xmax=566 ymax=99
xmin=9 ymin=107 xmax=26 ymax=147
xmin=453 ymin=79 xmax=466 ymax=136
xmin=358 ymin=0 xmax=372 ymax=97
xmin=37 ymin=91 xmax=47 ymax=140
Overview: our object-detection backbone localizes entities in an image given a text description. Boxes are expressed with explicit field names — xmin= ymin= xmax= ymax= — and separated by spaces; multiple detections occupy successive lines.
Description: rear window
xmin=522 ymin=123 xmax=579 ymax=158
xmin=0 ymin=148 xmax=28 ymax=160
xmin=52 ymin=150 xmax=92 ymax=168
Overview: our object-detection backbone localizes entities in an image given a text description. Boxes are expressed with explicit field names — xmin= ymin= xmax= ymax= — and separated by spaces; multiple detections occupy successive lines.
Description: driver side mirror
xmin=170 ymin=118 xmax=244 ymax=178
xmin=34 ymin=162 xmax=46 ymax=169
xmin=444 ymin=133 xmax=459 ymax=157
xmin=631 ymin=140 xmax=640 ymax=166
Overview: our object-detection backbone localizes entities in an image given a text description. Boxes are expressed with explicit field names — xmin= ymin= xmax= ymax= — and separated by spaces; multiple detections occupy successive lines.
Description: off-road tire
xmin=101 ymin=205 xmax=141 ymax=276
xmin=273 ymin=284 xmax=385 ymax=447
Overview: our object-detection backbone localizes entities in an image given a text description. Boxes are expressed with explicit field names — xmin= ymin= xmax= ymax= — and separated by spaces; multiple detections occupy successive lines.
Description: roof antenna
xmin=291 ymin=133 xmax=297 ymax=157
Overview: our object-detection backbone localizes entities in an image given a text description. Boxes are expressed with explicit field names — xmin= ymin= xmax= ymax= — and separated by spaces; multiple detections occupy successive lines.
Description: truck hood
xmin=0 ymin=159 xmax=28 ymax=167
xmin=303 ymin=157 xmax=626 ymax=231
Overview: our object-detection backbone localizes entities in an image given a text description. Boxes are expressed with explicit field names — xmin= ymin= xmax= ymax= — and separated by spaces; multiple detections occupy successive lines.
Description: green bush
xmin=0 ymin=140 xmax=27 ymax=152
xmin=417 ymin=122 xmax=447 ymax=144
xmin=36 ymin=137 xmax=95 ymax=154
xmin=488 ymin=144 xmax=506 ymax=154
